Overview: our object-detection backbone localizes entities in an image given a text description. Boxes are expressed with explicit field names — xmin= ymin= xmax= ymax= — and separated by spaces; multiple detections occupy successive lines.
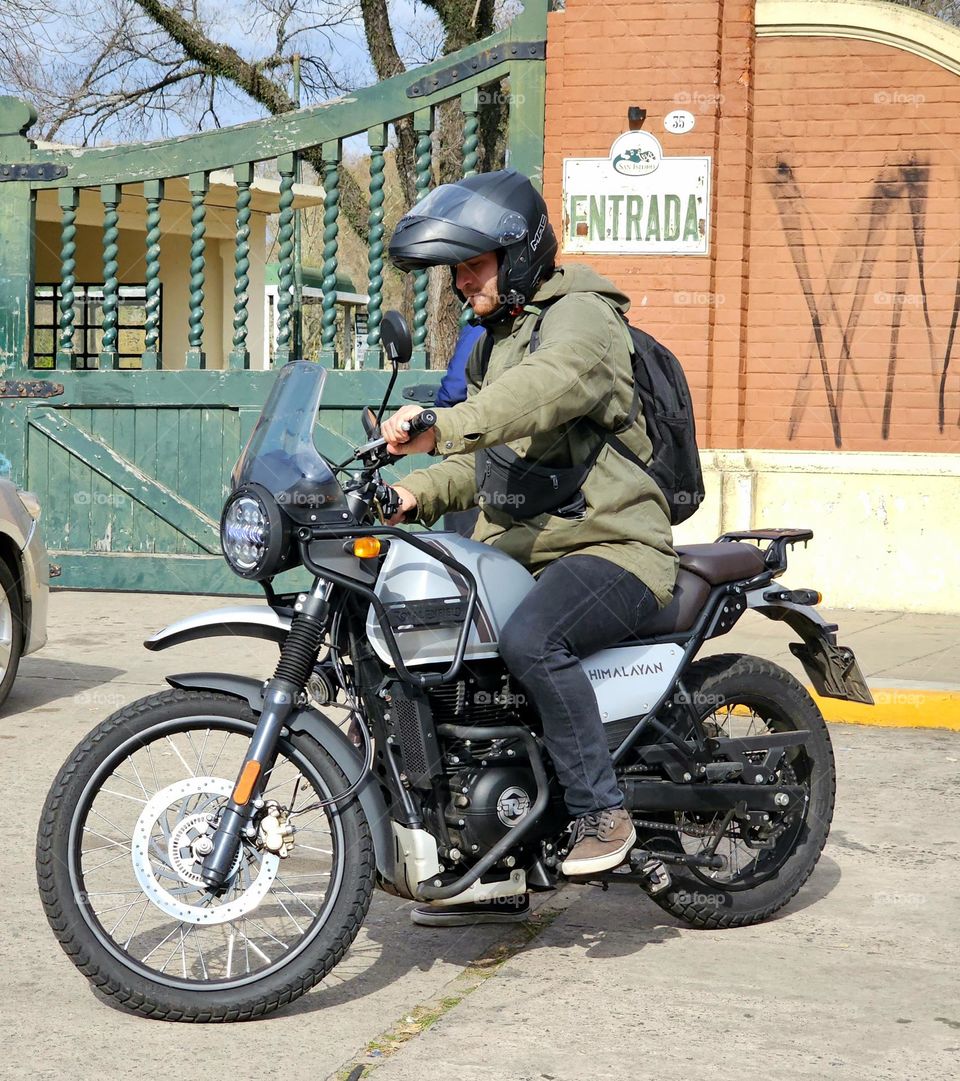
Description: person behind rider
xmin=381 ymin=169 xmax=679 ymax=927
xmin=437 ymin=322 xmax=485 ymax=537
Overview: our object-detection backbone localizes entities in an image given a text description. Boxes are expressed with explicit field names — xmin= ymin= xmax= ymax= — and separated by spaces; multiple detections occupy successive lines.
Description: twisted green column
xmin=229 ymin=163 xmax=253 ymax=369
xmin=458 ymin=89 xmax=481 ymax=328
xmin=461 ymin=88 xmax=480 ymax=178
xmin=56 ymin=187 xmax=78 ymax=369
xmin=319 ymin=140 xmax=341 ymax=367
xmin=141 ymin=179 xmax=163 ymax=370
xmin=274 ymin=154 xmax=295 ymax=366
xmin=0 ymin=98 xmax=38 ymax=374
xmin=98 ymin=183 xmax=120 ymax=370
xmin=411 ymin=107 xmax=434 ymax=369
xmin=365 ymin=124 xmax=387 ymax=370
xmin=186 ymin=172 xmax=208 ymax=369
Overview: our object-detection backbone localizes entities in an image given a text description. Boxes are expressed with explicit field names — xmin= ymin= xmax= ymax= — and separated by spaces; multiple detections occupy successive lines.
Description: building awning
xmin=265 ymin=263 xmax=369 ymax=306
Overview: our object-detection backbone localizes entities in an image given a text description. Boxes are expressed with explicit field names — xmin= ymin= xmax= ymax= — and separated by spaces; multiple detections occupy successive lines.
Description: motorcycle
xmin=37 ymin=312 xmax=873 ymax=1021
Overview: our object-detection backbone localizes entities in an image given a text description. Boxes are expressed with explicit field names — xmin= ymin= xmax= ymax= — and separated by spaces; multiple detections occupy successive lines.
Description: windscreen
xmin=231 ymin=361 xmax=348 ymax=522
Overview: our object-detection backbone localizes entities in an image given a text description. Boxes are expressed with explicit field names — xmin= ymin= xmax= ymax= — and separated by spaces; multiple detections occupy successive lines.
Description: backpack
xmin=528 ymin=301 xmax=705 ymax=525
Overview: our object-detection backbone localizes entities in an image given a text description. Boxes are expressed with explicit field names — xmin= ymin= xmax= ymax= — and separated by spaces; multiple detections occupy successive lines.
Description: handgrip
xmin=401 ymin=409 xmax=437 ymax=436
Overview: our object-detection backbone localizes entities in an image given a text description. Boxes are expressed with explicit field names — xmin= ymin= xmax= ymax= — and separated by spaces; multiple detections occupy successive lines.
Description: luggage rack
xmin=717 ymin=528 xmax=814 ymax=574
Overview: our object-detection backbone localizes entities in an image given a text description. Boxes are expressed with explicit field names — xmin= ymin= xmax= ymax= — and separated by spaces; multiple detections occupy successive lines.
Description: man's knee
xmin=498 ymin=614 xmax=545 ymax=677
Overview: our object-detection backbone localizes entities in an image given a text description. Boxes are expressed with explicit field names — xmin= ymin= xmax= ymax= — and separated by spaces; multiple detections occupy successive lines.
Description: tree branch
xmin=133 ymin=0 xmax=370 ymax=241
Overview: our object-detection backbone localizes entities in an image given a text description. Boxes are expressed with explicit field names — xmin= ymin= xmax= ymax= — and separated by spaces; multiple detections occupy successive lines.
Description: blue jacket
xmin=435 ymin=323 xmax=486 ymax=407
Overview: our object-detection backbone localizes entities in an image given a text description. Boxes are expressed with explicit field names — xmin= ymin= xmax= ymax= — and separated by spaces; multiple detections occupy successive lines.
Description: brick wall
xmin=747 ymin=35 xmax=960 ymax=453
xmin=543 ymin=0 xmax=960 ymax=454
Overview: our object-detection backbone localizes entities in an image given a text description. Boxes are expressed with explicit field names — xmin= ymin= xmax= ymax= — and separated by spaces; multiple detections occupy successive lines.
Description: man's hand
xmin=381 ymin=405 xmax=438 ymax=456
xmin=384 ymin=485 xmax=417 ymax=525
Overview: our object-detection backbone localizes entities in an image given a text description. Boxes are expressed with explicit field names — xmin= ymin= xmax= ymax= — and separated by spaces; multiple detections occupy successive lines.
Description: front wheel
xmin=637 ymin=653 xmax=836 ymax=929
xmin=36 ymin=689 xmax=374 ymax=1021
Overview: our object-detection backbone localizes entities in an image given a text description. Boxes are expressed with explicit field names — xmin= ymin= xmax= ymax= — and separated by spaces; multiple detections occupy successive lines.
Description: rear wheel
xmin=36 ymin=689 xmax=375 ymax=1021
xmin=636 ymin=653 xmax=835 ymax=928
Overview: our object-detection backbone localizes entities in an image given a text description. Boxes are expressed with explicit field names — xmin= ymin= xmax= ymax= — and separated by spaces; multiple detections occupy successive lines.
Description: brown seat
xmin=642 ymin=568 xmax=712 ymax=636
xmin=676 ymin=542 xmax=767 ymax=586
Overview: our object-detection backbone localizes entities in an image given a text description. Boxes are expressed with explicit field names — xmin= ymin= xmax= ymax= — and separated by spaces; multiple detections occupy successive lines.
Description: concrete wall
xmin=544 ymin=0 xmax=960 ymax=611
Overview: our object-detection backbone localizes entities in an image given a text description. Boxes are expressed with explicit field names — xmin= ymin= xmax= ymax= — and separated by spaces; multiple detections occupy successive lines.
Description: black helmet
xmin=388 ymin=169 xmax=557 ymax=320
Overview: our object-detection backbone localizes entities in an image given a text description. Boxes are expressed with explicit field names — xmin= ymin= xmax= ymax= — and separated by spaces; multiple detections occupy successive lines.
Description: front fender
xmin=144 ymin=606 xmax=292 ymax=652
xmin=165 ymin=672 xmax=395 ymax=883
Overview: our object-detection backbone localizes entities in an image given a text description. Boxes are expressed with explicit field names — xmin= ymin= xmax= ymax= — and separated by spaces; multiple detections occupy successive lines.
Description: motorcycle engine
xmin=421 ymin=666 xmax=566 ymax=859
xmin=446 ymin=765 xmax=537 ymax=854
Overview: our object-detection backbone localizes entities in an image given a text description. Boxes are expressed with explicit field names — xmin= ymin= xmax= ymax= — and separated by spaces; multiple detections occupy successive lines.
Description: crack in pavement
xmin=327 ymin=890 xmax=580 ymax=1081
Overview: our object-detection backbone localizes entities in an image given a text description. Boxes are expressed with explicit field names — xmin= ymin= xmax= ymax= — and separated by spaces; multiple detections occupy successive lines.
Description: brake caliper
xmin=256 ymin=799 xmax=296 ymax=857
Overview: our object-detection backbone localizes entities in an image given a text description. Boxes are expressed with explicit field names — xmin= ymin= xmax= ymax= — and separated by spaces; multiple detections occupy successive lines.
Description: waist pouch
xmin=476 ymin=443 xmax=598 ymax=519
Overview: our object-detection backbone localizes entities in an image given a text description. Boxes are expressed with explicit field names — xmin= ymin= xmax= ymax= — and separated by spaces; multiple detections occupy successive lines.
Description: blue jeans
xmin=498 ymin=554 xmax=658 ymax=816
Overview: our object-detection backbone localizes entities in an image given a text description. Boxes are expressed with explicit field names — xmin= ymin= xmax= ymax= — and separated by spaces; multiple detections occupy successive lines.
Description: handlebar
xmin=401 ymin=409 xmax=437 ymax=436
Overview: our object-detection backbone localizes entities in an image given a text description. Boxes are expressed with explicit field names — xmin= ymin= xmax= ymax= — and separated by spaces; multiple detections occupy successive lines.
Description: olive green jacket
xmin=401 ymin=263 xmax=679 ymax=608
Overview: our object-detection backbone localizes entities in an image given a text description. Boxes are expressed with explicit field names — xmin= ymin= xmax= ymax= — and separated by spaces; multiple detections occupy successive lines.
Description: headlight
xmin=220 ymin=485 xmax=294 ymax=580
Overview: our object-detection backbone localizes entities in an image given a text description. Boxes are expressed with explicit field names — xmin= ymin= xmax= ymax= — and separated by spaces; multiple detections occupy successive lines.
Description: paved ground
xmin=2 ymin=592 xmax=959 ymax=1080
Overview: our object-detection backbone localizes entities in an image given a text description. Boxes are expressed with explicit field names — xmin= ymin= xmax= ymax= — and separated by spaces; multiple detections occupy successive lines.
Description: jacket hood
xmin=530 ymin=263 xmax=631 ymax=314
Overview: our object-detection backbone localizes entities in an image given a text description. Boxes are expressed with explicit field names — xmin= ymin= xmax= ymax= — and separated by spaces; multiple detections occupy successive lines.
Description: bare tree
xmin=0 ymin=0 xmax=521 ymax=361
xmin=899 ymin=0 xmax=960 ymax=23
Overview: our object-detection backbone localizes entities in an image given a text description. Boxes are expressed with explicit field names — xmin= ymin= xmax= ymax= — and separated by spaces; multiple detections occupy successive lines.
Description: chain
xmin=630 ymin=815 xmax=723 ymax=838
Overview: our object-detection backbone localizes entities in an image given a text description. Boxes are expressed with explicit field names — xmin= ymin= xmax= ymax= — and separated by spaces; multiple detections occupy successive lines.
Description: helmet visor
xmin=400 ymin=184 xmax=529 ymax=247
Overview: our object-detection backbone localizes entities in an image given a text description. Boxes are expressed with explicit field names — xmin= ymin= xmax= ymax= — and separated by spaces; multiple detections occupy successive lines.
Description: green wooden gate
xmin=0 ymin=1 xmax=547 ymax=594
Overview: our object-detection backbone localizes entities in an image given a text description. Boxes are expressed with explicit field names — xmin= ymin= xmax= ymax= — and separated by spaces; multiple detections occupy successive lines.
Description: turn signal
xmin=352 ymin=536 xmax=382 ymax=559
xmin=233 ymin=760 xmax=262 ymax=805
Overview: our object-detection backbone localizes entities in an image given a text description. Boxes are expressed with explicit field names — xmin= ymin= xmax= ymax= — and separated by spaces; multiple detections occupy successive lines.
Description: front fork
xmin=199 ymin=578 xmax=334 ymax=890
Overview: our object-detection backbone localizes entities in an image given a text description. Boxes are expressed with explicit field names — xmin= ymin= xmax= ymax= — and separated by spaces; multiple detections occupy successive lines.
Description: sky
xmin=6 ymin=0 xmax=448 ymax=146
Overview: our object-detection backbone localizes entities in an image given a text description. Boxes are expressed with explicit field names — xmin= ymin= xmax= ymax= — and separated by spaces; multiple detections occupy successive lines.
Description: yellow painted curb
xmin=807 ymin=687 xmax=960 ymax=732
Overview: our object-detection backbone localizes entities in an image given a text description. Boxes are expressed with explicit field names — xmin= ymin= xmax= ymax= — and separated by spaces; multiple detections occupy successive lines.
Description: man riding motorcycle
xmin=381 ymin=169 xmax=679 ymax=925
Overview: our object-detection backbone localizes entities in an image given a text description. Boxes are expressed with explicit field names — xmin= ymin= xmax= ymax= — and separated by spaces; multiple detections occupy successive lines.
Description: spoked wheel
xmin=636 ymin=653 xmax=836 ymax=929
xmin=37 ymin=689 xmax=374 ymax=1021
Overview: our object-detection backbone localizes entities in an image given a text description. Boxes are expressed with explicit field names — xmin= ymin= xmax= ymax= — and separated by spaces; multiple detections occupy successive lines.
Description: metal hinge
xmin=406 ymin=41 xmax=546 ymax=98
xmin=0 ymin=380 xmax=65 ymax=398
xmin=0 ymin=163 xmax=68 ymax=182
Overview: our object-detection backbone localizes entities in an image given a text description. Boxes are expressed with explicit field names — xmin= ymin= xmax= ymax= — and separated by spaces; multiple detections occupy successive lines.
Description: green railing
xmin=0 ymin=0 xmax=547 ymax=376
xmin=0 ymin=2 xmax=547 ymax=594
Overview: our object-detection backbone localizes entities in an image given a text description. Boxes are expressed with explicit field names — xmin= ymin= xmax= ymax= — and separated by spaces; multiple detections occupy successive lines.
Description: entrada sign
xmin=562 ymin=131 xmax=711 ymax=255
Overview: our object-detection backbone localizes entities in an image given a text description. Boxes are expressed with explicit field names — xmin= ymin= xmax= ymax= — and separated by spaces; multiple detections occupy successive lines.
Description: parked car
xmin=0 ymin=480 xmax=48 ymax=708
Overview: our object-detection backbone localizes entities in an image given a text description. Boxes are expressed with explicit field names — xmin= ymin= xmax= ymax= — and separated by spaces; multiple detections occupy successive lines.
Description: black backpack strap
xmin=605 ymin=430 xmax=647 ymax=470
xmin=526 ymin=302 xmax=554 ymax=354
xmin=466 ymin=328 xmax=494 ymax=385
xmin=528 ymin=297 xmax=642 ymax=457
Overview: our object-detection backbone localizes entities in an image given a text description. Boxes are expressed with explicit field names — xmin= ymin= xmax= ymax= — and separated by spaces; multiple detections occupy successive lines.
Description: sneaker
xmin=560 ymin=807 xmax=637 ymax=877
xmin=409 ymin=894 xmax=530 ymax=927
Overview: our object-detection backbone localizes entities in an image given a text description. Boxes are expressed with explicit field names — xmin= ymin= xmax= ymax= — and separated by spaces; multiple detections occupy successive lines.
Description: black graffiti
xmin=769 ymin=160 xmax=959 ymax=444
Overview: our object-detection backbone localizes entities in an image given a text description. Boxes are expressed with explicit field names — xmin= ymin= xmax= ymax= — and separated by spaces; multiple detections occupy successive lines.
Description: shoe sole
xmin=410 ymin=909 xmax=530 ymax=927
xmin=560 ymin=826 xmax=637 ymax=877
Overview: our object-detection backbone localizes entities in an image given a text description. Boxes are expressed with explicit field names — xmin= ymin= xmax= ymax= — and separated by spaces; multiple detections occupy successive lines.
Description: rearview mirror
xmin=380 ymin=310 xmax=412 ymax=366
xmin=361 ymin=406 xmax=379 ymax=436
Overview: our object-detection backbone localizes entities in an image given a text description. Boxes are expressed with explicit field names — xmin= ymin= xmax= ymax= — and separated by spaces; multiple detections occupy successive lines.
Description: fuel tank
xmin=365 ymin=532 xmax=685 ymax=726
xmin=365 ymin=531 xmax=535 ymax=667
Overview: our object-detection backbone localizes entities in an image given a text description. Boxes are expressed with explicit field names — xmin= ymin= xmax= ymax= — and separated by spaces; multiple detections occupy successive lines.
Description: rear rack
xmin=717 ymin=528 xmax=813 ymax=574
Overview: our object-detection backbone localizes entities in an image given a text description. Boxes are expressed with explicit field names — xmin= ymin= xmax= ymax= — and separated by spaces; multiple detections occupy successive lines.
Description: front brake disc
xmin=131 ymin=776 xmax=279 ymax=926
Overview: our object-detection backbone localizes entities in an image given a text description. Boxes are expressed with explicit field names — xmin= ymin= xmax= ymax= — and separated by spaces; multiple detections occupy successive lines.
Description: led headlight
xmin=220 ymin=485 xmax=293 ymax=580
